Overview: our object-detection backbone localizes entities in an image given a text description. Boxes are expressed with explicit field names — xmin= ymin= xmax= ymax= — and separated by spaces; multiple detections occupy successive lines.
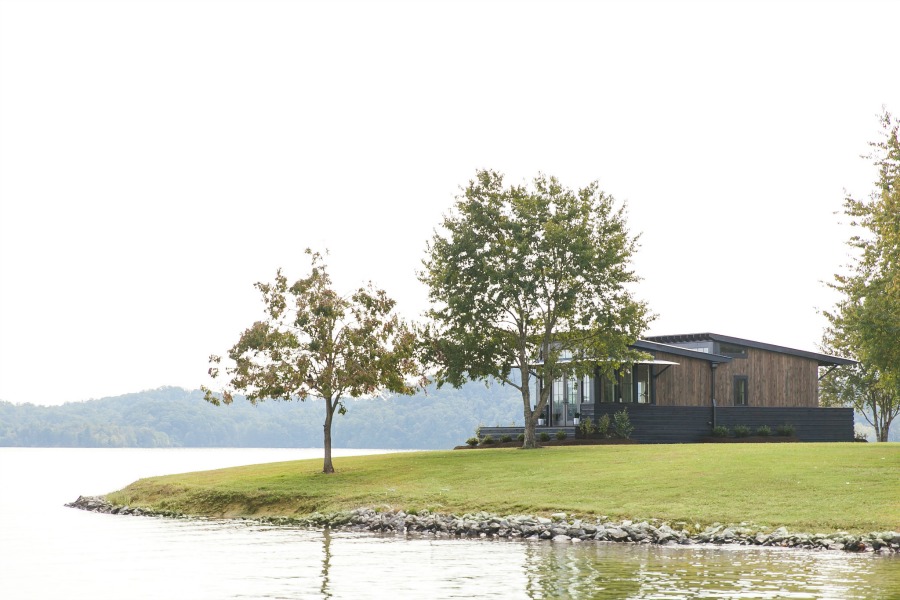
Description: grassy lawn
xmin=107 ymin=443 xmax=900 ymax=533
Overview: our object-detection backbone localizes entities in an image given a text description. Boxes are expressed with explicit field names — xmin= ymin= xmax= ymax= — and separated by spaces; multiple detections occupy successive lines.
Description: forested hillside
xmin=0 ymin=382 xmax=522 ymax=449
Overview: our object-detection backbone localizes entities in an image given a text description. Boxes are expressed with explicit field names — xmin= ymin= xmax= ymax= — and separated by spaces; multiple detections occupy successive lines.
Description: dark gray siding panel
xmin=715 ymin=407 xmax=854 ymax=442
xmin=481 ymin=405 xmax=855 ymax=444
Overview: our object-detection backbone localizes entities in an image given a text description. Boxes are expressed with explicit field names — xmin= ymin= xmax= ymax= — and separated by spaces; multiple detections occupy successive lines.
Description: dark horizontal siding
xmin=481 ymin=405 xmax=853 ymax=444
xmin=715 ymin=407 xmax=854 ymax=442
xmin=585 ymin=404 xmax=711 ymax=444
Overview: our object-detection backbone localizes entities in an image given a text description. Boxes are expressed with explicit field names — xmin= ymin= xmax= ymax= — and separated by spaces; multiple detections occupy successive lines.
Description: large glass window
xmin=601 ymin=376 xmax=615 ymax=403
xmin=620 ymin=369 xmax=633 ymax=403
xmin=552 ymin=377 xmax=564 ymax=422
xmin=734 ymin=376 xmax=749 ymax=406
xmin=635 ymin=364 xmax=651 ymax=404
xmin=582 ymin=375 xmax=592 ymax=404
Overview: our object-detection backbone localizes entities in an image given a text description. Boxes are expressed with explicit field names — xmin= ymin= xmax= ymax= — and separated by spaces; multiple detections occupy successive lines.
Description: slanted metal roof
xmin=644 ymin=333 xmax=857 ymax=367
xmin=632 ymin=339 xmax=732 ymax=363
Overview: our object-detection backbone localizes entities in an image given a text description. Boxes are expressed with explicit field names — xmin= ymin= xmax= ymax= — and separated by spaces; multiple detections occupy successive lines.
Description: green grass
xmin=106 ymin=443 xmax=900 ymax=533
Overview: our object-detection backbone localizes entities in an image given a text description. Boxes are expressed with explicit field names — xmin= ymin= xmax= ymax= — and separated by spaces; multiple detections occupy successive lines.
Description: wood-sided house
xmin=483 ymin=333 xmax=856 ymax=443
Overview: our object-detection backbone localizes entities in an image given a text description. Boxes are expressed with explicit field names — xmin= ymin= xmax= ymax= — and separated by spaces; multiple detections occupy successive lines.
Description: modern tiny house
xmin=485 ymin=333 xmax=856 ymax=443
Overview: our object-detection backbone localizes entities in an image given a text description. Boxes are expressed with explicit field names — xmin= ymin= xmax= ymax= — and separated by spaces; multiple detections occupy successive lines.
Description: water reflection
xmin=320 ymin=528 xmax=332 ymax=599
xmin=518 ymin=540 xmax=899 ymax=599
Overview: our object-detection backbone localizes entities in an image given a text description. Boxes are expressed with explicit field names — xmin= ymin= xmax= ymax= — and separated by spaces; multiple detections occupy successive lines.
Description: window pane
xmin=620 ymin=369 xmax=633 ymax=403
xmin=602 ymin=376 xmax=615 ymax=403
xmin=635 ymin=364 xmax=651 ymax=404
xmin=734 ymin=377 xmax=748 ymax=406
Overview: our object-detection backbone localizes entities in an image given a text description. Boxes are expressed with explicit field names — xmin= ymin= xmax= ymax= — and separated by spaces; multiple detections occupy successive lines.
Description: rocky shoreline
xmin=66 ymin=496 xmax=899 ymax=554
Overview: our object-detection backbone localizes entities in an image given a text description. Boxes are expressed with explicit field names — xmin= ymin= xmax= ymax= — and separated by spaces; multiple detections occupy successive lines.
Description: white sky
xmin=1 ymin=0 xmax=897 ymax=406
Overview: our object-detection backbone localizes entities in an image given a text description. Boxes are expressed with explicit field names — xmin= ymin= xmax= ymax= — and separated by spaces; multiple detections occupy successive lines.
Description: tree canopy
xmin=203 ymin=250 xmax=423 ymax=472
xmin=822 ymin=110 xmax=900 ymax=441
xmin=421 ymin=170 xmax=652 ymax=448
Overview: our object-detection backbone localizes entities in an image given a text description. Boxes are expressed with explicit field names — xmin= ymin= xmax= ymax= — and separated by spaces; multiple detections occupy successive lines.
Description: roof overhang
xmin=644 ymin=333 xmax=857 ymax=367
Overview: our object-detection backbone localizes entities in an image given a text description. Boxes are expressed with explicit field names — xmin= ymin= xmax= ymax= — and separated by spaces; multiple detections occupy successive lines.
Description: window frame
xmin=733 ymin=375 xmax=749 ymax=406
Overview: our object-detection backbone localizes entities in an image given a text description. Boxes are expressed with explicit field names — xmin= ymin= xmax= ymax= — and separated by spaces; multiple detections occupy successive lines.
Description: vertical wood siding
xmin=652 ymin=351 xmax=710 ymax=406
xmin=651 ymin=349 xmax=819 ymax=408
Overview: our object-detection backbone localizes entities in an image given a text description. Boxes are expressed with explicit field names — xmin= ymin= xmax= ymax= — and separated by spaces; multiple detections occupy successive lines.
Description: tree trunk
xmin=322 ymin=399 xmax=335 ymax=474
xmin=522 ymin=414 xmax=538 ymax=449
xmin=521 ymin=389 xmax=550 ymax=449
xmin=519 ymin=368 xmax=538 ymax=449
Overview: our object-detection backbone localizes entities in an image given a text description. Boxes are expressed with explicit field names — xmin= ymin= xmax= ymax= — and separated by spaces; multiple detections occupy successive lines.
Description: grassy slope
xmin=107 ymin=443 xmax=900 ymax=533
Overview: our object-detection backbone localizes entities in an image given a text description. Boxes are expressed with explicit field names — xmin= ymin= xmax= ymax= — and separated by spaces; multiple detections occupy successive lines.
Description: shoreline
xmin=66 ymin=495 xmax=899 ymax=555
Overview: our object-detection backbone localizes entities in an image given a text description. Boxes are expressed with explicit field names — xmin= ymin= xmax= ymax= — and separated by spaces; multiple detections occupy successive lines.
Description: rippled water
xmin=1 ymin=448 xmax=897 ymax=599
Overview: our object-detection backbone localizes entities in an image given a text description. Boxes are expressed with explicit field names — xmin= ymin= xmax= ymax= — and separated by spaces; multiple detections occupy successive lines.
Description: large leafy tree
xmin=203 ymin=250 xmax=422 ymax=472
xmin=822 ymin=110 xmax=900 ymax=442
xmin=820 ymin=362 xmax=897 ymax=442
xmin=421 ymin=170 xmax=652 ymax=449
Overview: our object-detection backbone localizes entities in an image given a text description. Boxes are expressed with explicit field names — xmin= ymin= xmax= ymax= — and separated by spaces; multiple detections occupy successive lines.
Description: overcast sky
xmin=1 ymin=0 xmax=897 ymax=406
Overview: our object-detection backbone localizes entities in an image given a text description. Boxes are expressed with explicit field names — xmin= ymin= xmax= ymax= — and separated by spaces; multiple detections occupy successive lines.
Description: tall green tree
xmin=203 ymin=250 xmax=423 ymax=472
xmin=421 ymin=170 xmax=652 ymax=449
xmin=822 ymin=110 xmax=900 ymax=442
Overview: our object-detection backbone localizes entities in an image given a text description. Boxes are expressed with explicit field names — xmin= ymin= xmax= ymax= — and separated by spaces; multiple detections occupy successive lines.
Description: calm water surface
xmin=0 ymin=448 xmax=897 ymax=599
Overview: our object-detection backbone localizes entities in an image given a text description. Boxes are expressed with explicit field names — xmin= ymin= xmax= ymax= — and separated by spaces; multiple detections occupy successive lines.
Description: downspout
xmin=710 ymin=362 xmax=718 ymax=429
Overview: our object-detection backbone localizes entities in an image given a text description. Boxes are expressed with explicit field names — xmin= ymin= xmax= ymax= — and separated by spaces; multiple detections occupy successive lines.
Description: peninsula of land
xmin=69 ymin=444 xmax=900 ymax=553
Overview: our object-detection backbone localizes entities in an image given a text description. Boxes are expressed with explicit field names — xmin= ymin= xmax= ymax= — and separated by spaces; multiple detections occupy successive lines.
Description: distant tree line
xmin=0 ymin=383 xmax=522 ymax=449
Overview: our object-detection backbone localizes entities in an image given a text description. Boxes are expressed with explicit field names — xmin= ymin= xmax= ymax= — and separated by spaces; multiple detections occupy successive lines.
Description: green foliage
xmin=465 ymin=437 xmax=479 ymax=447
xmin=612 ymin=408 xmax=634 ymax=439
xmin=500 ymin=434 xmax=512 ymax=443
xmin=420 ymin=170 xmax=652 ymax=448
xmin=538 ymin=432 xmax=551 ymax=442
xmin=555 ymin=430 xmax=567 ymax=441
xmin=776 ymin=423 xmax=795 ymax=437
xmin=480 ymin=434 xmax=495 ymax=445
xmin=578 ymin=417 xmax=595 ymax=436
xmin=733 ymin=425 xmax=752 ymax=438
xmin=517 ymin=433 xmax=525 ymax=442
xmin=756 ymin=425 xmax=771 ymax=437
xmin=201 ymin=250 xmax=423 ymax=473
xmin=711 ymin=425 xmax=730 ymax=438
xmin=822 ymin=110 xmax=900 ymax=442
xmin=597 ymin=413 xmax=611 ymax=438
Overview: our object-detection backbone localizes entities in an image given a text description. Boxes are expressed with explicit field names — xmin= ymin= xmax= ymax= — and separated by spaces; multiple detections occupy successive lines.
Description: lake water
xmin=0 ymin=448 xmax=897 ymax=599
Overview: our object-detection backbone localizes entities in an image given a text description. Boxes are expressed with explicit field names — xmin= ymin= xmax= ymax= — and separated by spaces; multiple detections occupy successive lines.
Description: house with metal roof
xmin=483 ymin=333 xmax=856 ymax=443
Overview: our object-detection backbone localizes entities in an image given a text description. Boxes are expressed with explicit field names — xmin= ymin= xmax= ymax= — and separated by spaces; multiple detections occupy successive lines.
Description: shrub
xmin=578 ymin=417 xmax=595 ymax=436
xmin=711 ymin=425 xmax=730 ymax=438
xmin=465 ymin=437 xmax=479 ymax=447
xmin=756 ymin=425 xmax=771 ymax=437
xmin=597 ymin=413 xmax=611 ymax=438
xmin=612 ymin=408 xmax=634 ymax=439
xmin=555 ymin=430 xmax=568 ymax=440
xmin=733 ymin=425 xmax=752 ymax=438
xmin=517 ymin=433 xmax=525 ymax=442
xmin=538 ymin=432 xmax=551 ymax=442
xmin=500 ymin=434 xmax=512 ymax=443
xmin=480 ymin=434 xmax=495 ymax=445
xmin=854 ymin=432 xmax=869 ymax=442
xmin=776 ymin=423 xmax=795 ymax=437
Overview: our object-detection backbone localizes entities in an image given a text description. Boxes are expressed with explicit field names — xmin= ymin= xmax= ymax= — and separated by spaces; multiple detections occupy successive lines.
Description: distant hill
xmin=0 ymin=381 xmax=524 ymax=450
